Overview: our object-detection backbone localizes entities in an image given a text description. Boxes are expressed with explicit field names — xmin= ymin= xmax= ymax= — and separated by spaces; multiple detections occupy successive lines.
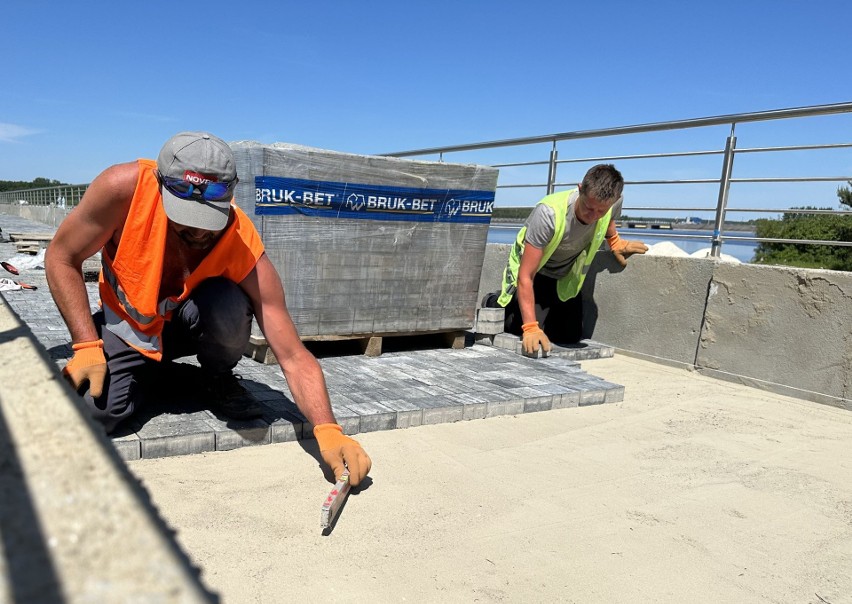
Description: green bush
xmin=754 ymin=183 xmax=852 ymax=271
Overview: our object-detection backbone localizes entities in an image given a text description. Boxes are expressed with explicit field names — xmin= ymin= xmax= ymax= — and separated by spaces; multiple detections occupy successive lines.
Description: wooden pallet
xmin=8 ymin=232 xmax=55 ymax=242
xmin=15 ymin=242 xmax=43 ymax=255
xmin=245 ymin=330 xmax=467 ymax=364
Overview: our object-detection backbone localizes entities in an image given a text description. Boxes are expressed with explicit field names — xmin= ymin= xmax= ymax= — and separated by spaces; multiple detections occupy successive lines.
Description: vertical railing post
xmin=546 ymin=141 xmax=558 ymax=195
xmin=711 ymin=124 xmax=737 ymax=258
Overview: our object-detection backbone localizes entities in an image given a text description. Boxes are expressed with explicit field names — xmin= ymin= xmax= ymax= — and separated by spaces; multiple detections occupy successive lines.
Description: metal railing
xmin=0 ymin=184 xmax=89 ymax=208
xmin=384 ymin=102 xmax=852 ymax=258
xmin=2 ymin=103 xmax=851 ymax=260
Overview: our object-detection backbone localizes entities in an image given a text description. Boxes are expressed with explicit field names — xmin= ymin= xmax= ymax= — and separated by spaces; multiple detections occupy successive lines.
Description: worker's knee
xmin=82 ymin=372 xmax=142 ymax=435
xmin=191 ymin=278 xmax=252 ymax=339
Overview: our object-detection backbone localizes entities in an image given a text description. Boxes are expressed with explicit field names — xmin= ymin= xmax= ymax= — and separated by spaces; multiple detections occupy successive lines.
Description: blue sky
xmin=3 ymin=0 xmax=852 ymax=218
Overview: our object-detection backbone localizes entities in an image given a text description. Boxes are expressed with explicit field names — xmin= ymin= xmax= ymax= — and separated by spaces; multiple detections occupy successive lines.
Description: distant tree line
xmin=0 ymin=178 xmax=71 ymax=193
xmin=753 ymin=183 xmax=852 ymax=271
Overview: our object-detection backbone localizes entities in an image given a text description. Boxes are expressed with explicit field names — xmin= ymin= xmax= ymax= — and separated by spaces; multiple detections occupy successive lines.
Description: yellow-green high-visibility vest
xmin=497 ymin=189 xmax=611 ymax=306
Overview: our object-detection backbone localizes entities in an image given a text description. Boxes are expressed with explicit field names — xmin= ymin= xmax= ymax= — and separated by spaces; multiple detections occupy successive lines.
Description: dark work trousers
xmin=83 ymin=277 xmax=254 ymax=433
xmin=494 ymin=273 xmax=584 ymax=344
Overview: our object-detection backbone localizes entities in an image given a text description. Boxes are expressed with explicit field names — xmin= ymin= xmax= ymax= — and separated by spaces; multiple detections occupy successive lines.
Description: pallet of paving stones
xmin=230 ymin=140 xmax=499 ymax=342
xmin=246 ymin=329 xmax=468 ymax=363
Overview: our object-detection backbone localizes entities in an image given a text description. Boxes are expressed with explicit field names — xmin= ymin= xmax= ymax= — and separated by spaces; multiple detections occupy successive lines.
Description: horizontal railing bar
xmin=734 ymin=142 xmax=852 ymax=153
xmin=730 ymin=176 xmax=852 ymax=183
xmin=383 ymin=101 xmax=852 ymax=157
xmin=466 ymin=144 xmax=852 ymax=169
xmin=489 ymin=224 xmax=850 ymax=247
xmin=555 ymin=149 xmax=725 ymax=163
xmin=498 ymin=205 xmax=852 ymax=215
xmin=724 ymin=236 xmax=852 ymax=247
xmin=725 ymin=208 xmax=852 ymax=215
xmin=496 ymin=184 xmax=548 ymax=189
xmin=623 ymin=207 xmax=852 ymax=215
xmin=499 ymin=176 xmax=852 ymax=190
xmin=620 ymin=207 xmax=717 ymax=212
xmin=492 ymin=148 xmax=725 ymax=168
xmin=491 ymin=160 xmax=550 ymax=168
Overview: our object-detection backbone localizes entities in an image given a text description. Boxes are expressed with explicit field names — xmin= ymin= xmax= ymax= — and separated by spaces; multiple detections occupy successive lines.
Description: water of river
xmin=487 ymin=226 xmax=757 ymax=263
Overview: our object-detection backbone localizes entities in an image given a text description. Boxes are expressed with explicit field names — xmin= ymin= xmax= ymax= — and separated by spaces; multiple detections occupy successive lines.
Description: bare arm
xmin=517 ymin=243 xmax=544 ymax=326
xmin=45 ymin=162 xmax=138 ymax=343
xmin=239 ymin=254 xmax=336 ymax=426
xmin=605 ymin=217 xmax=618 ymax=239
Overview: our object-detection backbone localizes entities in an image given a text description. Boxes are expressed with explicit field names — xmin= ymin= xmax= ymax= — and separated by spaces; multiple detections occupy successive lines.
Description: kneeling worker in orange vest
xmin=45 ymin=131 xmax=371 ymax=485
xmin=482 ymin=164 xmax=647 ymax=356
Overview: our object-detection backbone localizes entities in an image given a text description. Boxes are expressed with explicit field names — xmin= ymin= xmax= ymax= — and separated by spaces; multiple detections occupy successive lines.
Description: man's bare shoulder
xmin=93 ymin=161 xmax=141 ymax=197
xmin=75 ymin=160 xmax=142 ymax=219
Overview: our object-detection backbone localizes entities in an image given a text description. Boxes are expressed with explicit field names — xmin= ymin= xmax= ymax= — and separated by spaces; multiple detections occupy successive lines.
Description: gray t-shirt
xmin=524 ymin=190 xmax=622 ymax=279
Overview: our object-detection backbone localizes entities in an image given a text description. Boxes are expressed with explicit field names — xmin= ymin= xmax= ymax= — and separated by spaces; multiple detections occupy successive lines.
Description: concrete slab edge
xmin=695 ymin=366 xmax=851 ymax=410
xmin=605 ymin=347 xmax=850 ymax=411
xmin=0 ymin=298 xmax=216 ymax=602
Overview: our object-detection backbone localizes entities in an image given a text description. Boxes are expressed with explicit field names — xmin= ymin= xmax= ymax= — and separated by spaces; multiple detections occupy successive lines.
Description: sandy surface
xmin=129 ymin=356 xmax=852 ymax=603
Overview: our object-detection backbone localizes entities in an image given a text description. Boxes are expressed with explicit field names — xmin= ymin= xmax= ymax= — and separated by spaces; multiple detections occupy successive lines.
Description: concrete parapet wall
xmin=0 ymin=203 xmax=69 ymax=229
xmin=479 ymin=244 xmax=851 ymax=407
xmin=0 ymin=299 xmax=214 ymax=602
xmin=698 ymin=263 xmax=851 ymax=405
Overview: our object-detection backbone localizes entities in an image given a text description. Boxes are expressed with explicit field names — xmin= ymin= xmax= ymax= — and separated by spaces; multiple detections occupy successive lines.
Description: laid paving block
xmin=203 ymin=416 xmax=272 ymax=451
xmin=344 ymin=401 xmax=397 ymax=433
xmin=462 ymin=402 xmax=487 ymax=421
xmin=270 ymin=416 xmax=303 ymax=443
xmin=579 ymin=389 xmax=607 ymax=406
xmin=327 ymin=396 xmax=364 ymax=435
xmin=110 ymin=434 xmax=141 ymax=462
xmin=413 ymin=396 xmax=465 ymax=425
xmin=485 ymin=399 xmax=525 ymax=418
xmin=377 ymin=399 xmax=425 ymax=429
xmin=549 ymin=386 xmax=583 ymax=409
xmin=523 ymin=395 xmax=555 ymax=414
xmin=600 ymin=382 xmax=626 ymax=403
xmin=136 ymin=418 xmax=216 ymax=459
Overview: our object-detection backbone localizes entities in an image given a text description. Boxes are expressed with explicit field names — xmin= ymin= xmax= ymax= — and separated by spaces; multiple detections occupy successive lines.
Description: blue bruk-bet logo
xmin=255 ymin=176 xmax=494 ymax=224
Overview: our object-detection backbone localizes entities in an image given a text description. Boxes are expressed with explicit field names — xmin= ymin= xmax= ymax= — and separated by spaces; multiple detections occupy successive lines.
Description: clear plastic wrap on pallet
xmin=230 ymin=141 xmax=499 ymax=338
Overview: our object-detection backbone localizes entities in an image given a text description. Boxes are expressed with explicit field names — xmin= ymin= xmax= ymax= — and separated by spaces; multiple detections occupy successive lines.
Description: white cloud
xmin=0 ymin=123 xmax=40 ymax=143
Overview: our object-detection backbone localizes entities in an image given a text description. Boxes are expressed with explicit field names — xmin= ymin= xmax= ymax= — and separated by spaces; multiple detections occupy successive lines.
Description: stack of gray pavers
xmin=230 ymin=141 xmax=498 ymax=340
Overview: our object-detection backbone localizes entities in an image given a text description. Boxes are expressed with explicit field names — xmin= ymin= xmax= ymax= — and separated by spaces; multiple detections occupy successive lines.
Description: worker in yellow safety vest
xmin=482 ymin=164 xmax=647 ymax=356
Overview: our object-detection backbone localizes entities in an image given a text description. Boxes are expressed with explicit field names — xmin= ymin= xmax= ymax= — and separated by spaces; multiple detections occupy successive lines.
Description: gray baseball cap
xmin=156 ymin=131 xmax=237 ymax=230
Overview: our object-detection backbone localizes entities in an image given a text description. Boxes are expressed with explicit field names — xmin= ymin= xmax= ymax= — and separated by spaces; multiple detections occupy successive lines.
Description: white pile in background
xmin=644 ymin=241 xmax=741 ymax=263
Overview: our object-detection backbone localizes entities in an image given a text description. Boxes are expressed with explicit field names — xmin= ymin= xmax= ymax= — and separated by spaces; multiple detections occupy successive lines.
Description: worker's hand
xmin=607 ymin=233 xmax=648 ymax=268
xmin=521 ymin=321 xmax=552 ymax=356
xmin=62 ymin=339 xmax=107 ymax=397
xmin=314 ymin=423 xmax=372 ymax=486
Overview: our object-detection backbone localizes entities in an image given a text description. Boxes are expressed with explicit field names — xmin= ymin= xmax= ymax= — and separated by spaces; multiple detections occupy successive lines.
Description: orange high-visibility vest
xmin=99 ymin=159 xmax=264 ymax=361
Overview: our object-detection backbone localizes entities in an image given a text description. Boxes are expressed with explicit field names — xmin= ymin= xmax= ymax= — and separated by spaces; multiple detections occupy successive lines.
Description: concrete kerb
xmin=0 ymin=297 xmax=215 ymax=602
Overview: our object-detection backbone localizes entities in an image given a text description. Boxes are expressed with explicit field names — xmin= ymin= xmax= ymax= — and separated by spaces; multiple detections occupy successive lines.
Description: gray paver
xmin=203 ymin=416 xmax=272 ymax=451
xmin=0 ymin=214 xmax=628 ymax=461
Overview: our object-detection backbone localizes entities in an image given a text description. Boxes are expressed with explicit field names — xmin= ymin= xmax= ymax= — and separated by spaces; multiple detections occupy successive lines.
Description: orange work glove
xmin=606 ymin=233 xmax=648 ymax=268
xmin=314 ymin=423 xmax=372 ymax=486
xmin=62 ymin=339 xmax=107 ymax=397
xmin=521 ymin=321 xmax=552 ymax=356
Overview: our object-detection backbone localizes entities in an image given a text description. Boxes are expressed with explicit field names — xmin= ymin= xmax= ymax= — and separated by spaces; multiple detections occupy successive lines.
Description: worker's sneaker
xmin=204 ymin=371 xmax=266 ymax=420
xmin=481 ymin=292 xmax=499 ymax=308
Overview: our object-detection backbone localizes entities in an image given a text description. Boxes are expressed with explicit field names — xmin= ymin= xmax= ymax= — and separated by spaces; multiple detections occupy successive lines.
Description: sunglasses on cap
xmin=156 ymin=171 xmax=238 ymax=202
